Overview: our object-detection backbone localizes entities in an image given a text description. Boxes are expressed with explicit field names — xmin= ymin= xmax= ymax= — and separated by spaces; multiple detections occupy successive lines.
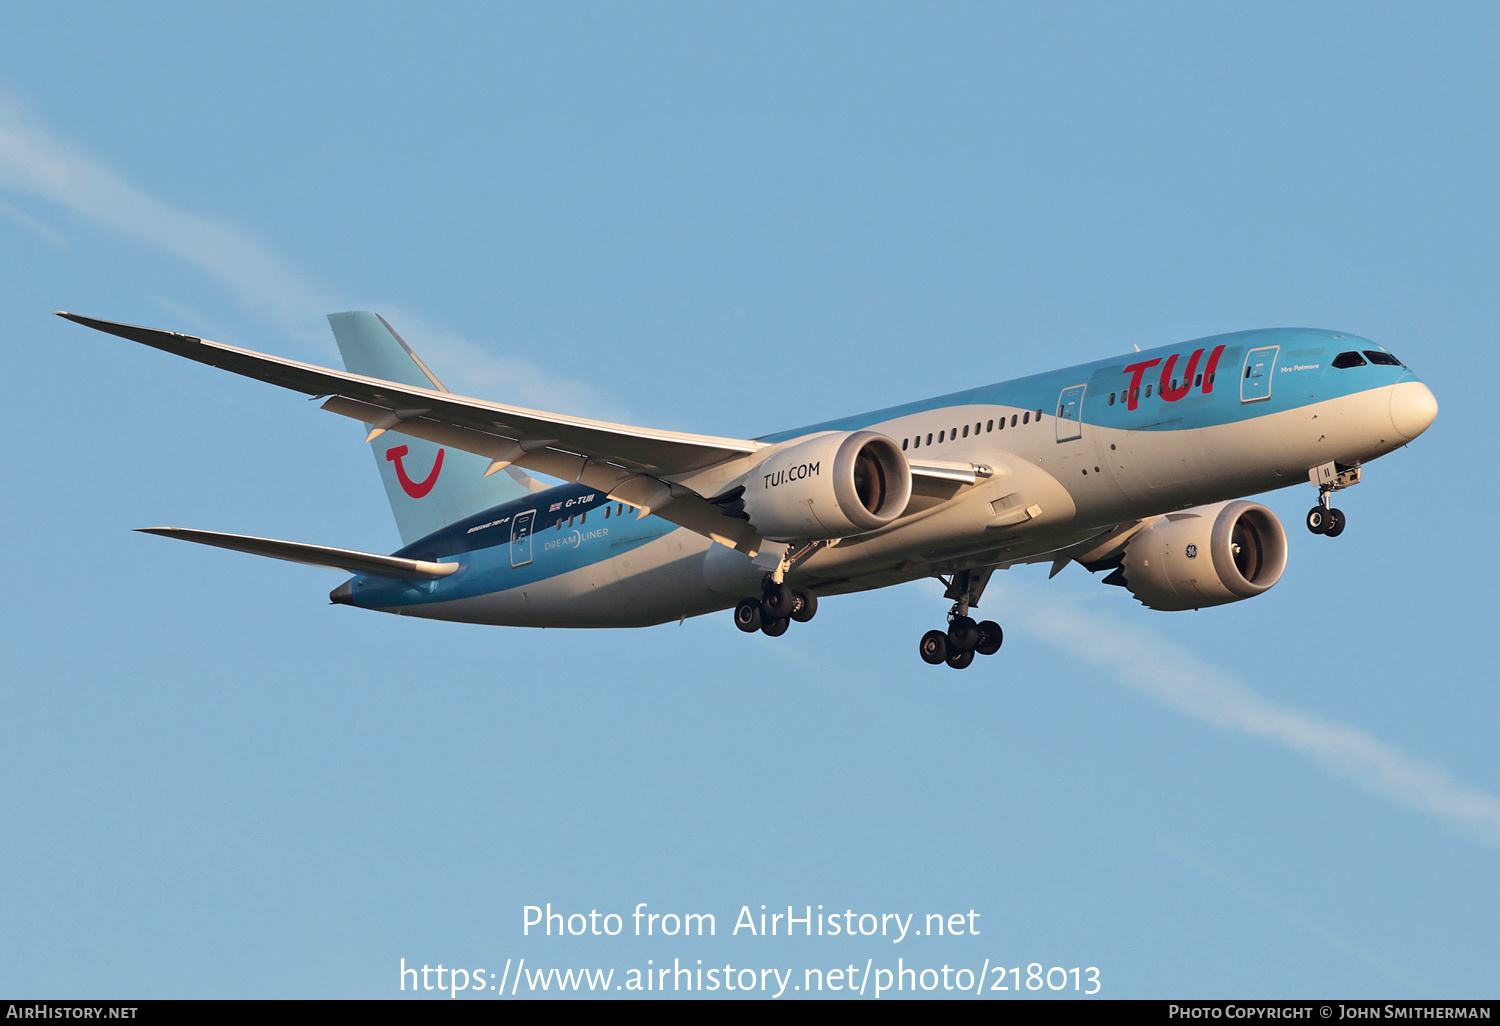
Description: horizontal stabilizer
xmin=136 ymin=527 xmax=459 ymax=580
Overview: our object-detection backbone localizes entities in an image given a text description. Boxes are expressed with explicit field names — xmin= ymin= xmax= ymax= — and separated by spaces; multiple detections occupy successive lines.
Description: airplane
xmin=57 ymin=311 xmax=1438 ymax=668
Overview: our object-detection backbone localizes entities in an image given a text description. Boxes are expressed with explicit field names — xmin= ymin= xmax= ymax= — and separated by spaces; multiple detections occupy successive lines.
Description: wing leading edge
xmin=61 ymin=313 xmax=989 ymax=553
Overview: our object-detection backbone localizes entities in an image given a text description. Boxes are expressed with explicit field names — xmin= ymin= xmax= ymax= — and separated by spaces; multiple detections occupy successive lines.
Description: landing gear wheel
xmin=945 ymin=647 xmax=975 ymax=670
xmin=974 ymin=620 xmax=1003 ymax=656
xmin=790 ymin=588 xmax=818 ymax=622
xmin=761 ymin=616 xmax=790 ymax=637
xmin=1324 ymin=508 xmax=1346 ymax=537
xmin=733 ymin=598 xmax=762 ymax=633
xmin=919 ymin=630 xmax=948 ymax=665
xmin=1306 ymin=506 xmax=1329 ymax=534
xmin=762 ymin=582 xmax=795 ymax=619
xmin=947 ymin=615 xmax=979 ymax=652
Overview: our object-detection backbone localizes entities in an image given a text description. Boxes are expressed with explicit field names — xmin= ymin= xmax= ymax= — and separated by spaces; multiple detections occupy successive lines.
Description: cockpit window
xmin=1331 ymin=351 xmax=1367 ymax=369
xmin=1364 ymin=350 xmax=1403 ymax=366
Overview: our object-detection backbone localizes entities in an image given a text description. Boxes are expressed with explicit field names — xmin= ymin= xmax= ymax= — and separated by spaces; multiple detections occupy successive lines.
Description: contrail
xmin=0 ymin=92 xmax=326 ymax=339
xmin=1157 ymin=838 xmax=1426 ymax=990
xmin=0 ymin=90 xmax=618 ymax=415
xmin=1006 ymin=587 xmax=1500 ymax=848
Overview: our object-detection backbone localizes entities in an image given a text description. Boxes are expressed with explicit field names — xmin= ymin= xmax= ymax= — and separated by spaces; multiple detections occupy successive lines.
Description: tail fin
xmin=327 ymin=311 xmax=542 ymax=546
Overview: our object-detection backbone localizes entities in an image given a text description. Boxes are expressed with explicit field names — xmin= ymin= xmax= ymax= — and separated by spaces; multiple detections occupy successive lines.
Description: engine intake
xmin=740 ymin=431 xmax=912 ymax=541
xmin=1118 ymin=500 xmax=1288 ymax=611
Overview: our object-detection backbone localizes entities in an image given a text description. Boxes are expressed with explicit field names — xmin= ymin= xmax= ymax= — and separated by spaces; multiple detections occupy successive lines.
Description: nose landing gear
xmin=1306 ymin=461 xmax=1360 ymax=537
xmin=919 ymin=569 xmax=1003 ymax=669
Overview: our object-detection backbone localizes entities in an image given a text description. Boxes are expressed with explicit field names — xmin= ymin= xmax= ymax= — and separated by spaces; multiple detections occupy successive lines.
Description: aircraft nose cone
xmin=1389 ymin=381 xmax=1438 ymax=440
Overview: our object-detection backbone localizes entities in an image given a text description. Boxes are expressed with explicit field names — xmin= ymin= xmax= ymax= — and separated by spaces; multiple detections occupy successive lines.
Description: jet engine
xmin=1116 ymin=500 xmax=1288 ymax=611
xmin=736 ymin=431 xmax=912 ymax=541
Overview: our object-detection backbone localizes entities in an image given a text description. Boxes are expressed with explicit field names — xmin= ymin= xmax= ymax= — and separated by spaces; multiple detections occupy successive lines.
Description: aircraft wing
xmin=137 ymin=527 xmax=458 ymax=579
xmin=58 ymin=313 xmax=760 ymax=474
xmin=61 ymin=313 xmax=983 ymax=553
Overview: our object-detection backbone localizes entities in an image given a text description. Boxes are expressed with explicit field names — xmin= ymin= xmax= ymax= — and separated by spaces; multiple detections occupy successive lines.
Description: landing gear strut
xmin=919 ymin=569 xmax=1003 ymax=670
xmin=1306 ymin=461 xmax=1359 ymax=538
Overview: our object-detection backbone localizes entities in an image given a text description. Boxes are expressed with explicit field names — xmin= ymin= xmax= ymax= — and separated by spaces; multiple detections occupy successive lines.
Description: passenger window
xmin=1332 ymin=351 xmax=1366 ymax=368
xmin=951 ymin=427 xmax=957 ymax=438
xmin=1364 ymin=350 xmax=1402 ymax=366
xmin=617 ymin=504 xmax=625 ymax=516
xmin=986 ymin=419 xmax=993 ymax=432
xmin=975 ymin=422 xmax=981 ymax=434
xmin=938 ymin=430 xmax=945 ymax=443
xmin=1194 ymin=373 xmax=1202 ymax=386
xmin=1022 ymin=411 xmax=1030 ymax=425
xmin=1036 ymin=409 xmax=1043 ymax=420
xmin=1108 ymin=392 xmax=1116 ymax=406
xmin=1145 ymin=384 xmax=1152 ymax=397
xmin=1010 ymin=414 xmax=1017 ymax=427
xmin=580 ymin=512 xmax=586 ymax=524
xmin=902 ymin=438 xmax=909 ymax=450
xmin=962 ymin=425 xmax=969 ymax=438
xmin=604 ymin=506 xmax=611 ymax=519
xmin=1208 ymin=372 xmax=1215 ymax=386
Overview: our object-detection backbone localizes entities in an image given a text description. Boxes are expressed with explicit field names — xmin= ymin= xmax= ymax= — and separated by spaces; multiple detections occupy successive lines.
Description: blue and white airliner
xmin=59 ymin=311 xmax=1437 ymax=668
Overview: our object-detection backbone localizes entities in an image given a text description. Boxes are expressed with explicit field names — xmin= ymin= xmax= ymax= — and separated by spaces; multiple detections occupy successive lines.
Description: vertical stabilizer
xmin=327 ymin=311 xmax=539 ymax=546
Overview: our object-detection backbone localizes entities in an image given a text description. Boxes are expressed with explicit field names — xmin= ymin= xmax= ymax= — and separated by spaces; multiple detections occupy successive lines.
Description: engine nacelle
xmin=741 ymin=431 xmax=912 ymax=541
xmin=1119 ymin=500 xmax=1288 ymax=611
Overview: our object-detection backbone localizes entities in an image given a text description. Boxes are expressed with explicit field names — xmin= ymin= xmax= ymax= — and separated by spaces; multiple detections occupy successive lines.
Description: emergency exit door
xmin=1056 ymin=384 xmax=1086 ymax=442
xmin=510 ymin=509 xmax=537 ymax=567
xmin=1240 ymin=346 xmax=1279 ymax=404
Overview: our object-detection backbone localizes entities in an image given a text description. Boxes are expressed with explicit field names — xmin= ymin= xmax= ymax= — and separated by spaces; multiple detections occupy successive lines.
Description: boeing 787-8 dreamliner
xmin=58 ymin=311 xmax=1437 ymax=669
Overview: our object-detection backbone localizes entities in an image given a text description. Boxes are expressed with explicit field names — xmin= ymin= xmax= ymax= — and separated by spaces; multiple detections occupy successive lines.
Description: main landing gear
xmin=919 ymin=569 xmax=1003 ymax=670
xmin=733 ymin=580 xmax=818 ymax=637
xmin=1306 ymin=460 xmax=1361 ymax=538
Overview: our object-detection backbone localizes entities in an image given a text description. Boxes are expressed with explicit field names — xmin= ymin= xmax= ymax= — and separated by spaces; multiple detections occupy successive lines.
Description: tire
xmin=1325 ymin=508 xmax=1346 ymax=537
xmin=945 ymin=647 xmax=975 ymax=670
xmin=790 ymin=588 xmax=818 ymax=622
xmin=762 ymin=582 xmax=794 ymax=619
xmin=1306 ymin=506 xmax=1328 ymax=534
xmin=919 ymin=630 xmax=948 ymax=665
xmin=947 ymin=615 xmax=979 ymax=652
xmin=974 ymin=620 xmax=1003 ymax=656
xmin=733 ymin=598 xmax=762 ymax=633
xmin=761 ymin=616 xmax=790 ymax=637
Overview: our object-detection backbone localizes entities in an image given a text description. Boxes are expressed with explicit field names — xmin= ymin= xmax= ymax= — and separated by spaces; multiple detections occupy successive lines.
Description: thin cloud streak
xmin=0 ymin=91 xmax=615 ymax=418
xmin=1157 ymin=838 xmax=1425 ymax=991
xmin=1009 ymin=589 xmax=1500 ymax=848
xmin=0 ymin=196 xmax=67 ymax=250
xmin=0 ymin=92 xmax=327 ymax=340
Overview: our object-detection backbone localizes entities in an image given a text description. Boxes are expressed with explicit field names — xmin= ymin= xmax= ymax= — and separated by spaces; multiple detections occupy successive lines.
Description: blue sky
xmin=1 ymin=2 xmax=1495 ymax=998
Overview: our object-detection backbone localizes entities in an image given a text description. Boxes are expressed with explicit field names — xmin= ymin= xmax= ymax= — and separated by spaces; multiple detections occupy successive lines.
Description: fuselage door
xmin=1056 ymin=384 xmax=1086 ymax=442
xmin=1240 ymin=346 xmax=1279 ymax=404
xmin=510 ymin=509 xmax=537 ymax=567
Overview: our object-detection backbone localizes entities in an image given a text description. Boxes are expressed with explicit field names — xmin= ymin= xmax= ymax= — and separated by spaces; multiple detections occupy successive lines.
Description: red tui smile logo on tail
xmin=386 ymin=445 xmax=444 ymax=498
